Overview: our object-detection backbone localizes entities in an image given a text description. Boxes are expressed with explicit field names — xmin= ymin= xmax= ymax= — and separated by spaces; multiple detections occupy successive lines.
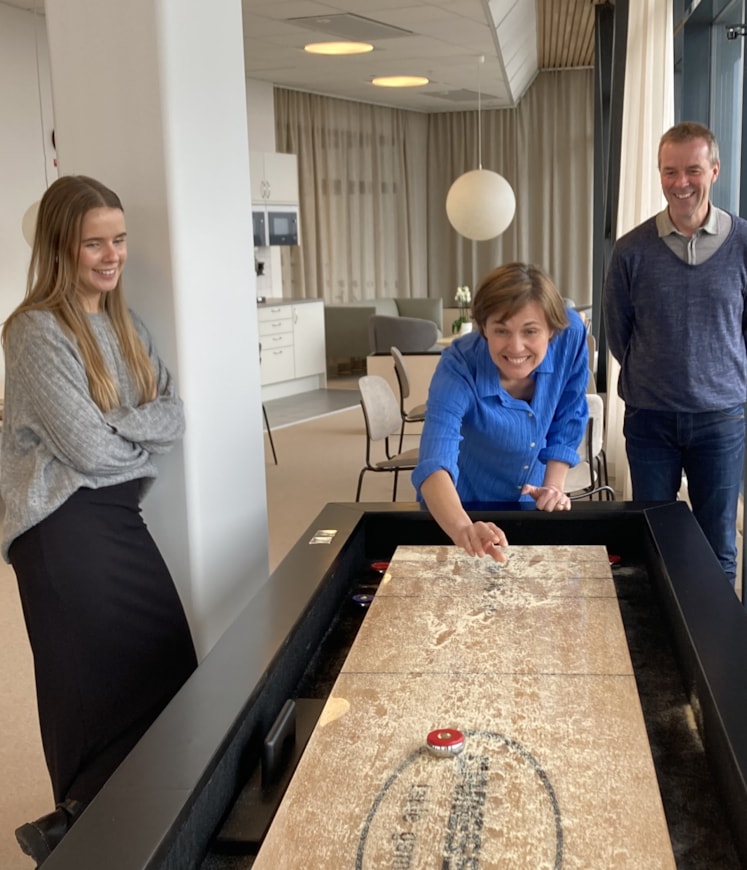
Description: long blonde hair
xmin=4 ymin=175 xmax=156 ymax=412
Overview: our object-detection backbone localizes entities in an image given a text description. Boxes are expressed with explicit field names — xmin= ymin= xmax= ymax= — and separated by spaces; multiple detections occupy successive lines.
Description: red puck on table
xmin=426 ymin=728 xmax=465 ymax=757
xmin=370 ymin=561 xmax=389 ymax=573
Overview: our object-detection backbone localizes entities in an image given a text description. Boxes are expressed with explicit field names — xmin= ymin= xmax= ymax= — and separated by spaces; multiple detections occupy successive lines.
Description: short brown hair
xmin=472 ymin=262 xmax=568 ymax=336
xmin=658 ymin=121 xmax=720 ymax=167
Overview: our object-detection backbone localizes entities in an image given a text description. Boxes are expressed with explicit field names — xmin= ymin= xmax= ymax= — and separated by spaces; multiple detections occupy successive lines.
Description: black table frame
xmin=42 ymin=500 xmax=747 ymax=869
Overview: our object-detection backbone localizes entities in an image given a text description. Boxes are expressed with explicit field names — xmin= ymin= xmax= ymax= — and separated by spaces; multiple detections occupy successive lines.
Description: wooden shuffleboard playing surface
xmin=253 ymin=545 xmax=676 ymax=868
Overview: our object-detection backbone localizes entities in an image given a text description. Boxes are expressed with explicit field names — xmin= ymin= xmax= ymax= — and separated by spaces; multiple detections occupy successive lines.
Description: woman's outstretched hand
xmin=452 ymin=521 xmax=509 ymax=562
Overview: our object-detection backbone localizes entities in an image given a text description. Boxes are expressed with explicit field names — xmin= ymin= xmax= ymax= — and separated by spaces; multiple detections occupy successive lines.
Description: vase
xmin=459 ymin=321 xmax=472 ymax=335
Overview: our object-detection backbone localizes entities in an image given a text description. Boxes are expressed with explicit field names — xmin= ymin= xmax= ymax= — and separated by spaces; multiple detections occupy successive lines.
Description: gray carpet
xmin=263 ymin=388 xmax=360 ymax=429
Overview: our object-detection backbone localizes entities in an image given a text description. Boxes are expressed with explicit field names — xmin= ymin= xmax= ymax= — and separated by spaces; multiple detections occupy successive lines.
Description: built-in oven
xmin=266 ymin=207 xmax=299 ymax=246
xmin=253 ymin=206 xmax=299 ymax=247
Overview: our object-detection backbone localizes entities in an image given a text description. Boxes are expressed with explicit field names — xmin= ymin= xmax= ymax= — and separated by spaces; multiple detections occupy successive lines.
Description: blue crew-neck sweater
xmin=604 ymin=215 xmax=747 ymax=412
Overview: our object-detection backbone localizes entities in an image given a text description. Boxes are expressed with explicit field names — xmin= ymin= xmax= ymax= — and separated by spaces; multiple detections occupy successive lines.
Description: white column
xmin=45 ymin=0 xmax=268 ymax=656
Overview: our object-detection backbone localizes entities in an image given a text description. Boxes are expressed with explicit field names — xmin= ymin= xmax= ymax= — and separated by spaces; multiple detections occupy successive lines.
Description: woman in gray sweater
xmin=2 ymin=175 xmax=197 ymax=864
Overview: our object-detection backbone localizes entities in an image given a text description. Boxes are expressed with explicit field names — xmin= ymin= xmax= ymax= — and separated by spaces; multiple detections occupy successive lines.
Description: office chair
xmin=356 ymin=375 xmax=419 ymax=502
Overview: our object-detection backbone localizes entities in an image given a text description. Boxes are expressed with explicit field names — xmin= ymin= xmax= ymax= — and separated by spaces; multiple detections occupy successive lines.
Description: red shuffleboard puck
xmin=426 ymin=728 xmax=465 ymax=757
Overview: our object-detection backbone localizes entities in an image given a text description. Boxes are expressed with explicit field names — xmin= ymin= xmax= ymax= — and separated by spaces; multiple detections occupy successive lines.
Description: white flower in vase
xmin=453 ymin=285 xmax=472 ymax=334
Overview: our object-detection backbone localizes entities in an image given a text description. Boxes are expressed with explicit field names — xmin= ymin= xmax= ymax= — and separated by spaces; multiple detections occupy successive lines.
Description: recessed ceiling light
xmin=304 ymin=41 xmax=374 ymax=56
xmin=371 ymin=75 xmax=430 ymax=88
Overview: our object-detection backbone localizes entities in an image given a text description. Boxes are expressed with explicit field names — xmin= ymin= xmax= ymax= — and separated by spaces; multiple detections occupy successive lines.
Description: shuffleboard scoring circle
xmin=356 ymin=729 xmax=563 ymax=869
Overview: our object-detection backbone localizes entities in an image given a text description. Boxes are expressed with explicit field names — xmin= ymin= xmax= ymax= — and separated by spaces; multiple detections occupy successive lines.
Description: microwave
xmin=252 ymin=209 xmax=266 ymax=247
xmin=252 ymin=206 xmax=300 ymax=247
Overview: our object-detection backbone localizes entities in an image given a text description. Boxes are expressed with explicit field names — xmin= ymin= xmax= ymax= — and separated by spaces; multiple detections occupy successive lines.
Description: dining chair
xmin=586 ymin=330 xmax=597 ymax=393
xmin=565 ymin=393 xmax=613 ymax=500
xmin=262 ymin=404 xmax=278 ymax=465
xmin=390 ymin=346 xmax=427 ymax=451
xmin=355 ymin=375 xmax=419 ymax=502
xmin=259 ymin=342 xmax=278 ymax=465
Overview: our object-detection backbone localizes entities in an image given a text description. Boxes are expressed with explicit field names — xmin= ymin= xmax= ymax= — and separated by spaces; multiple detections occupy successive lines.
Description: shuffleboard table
xmin=40 ymin=501 xmax=747 ymax=869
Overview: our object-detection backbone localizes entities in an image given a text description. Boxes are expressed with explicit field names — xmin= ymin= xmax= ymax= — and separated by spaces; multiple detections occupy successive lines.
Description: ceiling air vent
xmin=287 ymin=13 xmax=413 ymax=41
xmin=424 ymin=89 xmax=501 ymax=104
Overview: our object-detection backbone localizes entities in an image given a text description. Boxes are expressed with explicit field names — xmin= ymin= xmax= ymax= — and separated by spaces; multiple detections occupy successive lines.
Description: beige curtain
xmin=274 ymin=90 xmax=428 ymax=302
xmin=275 ymin=69 xmax=593 ymax=308
xmin=606 ymin=0 xmax=674 ymax=496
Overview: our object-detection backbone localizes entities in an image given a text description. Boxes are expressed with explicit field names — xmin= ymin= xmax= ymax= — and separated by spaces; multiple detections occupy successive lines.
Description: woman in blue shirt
xmin=413 ymin=262 xmax=589 ymax=561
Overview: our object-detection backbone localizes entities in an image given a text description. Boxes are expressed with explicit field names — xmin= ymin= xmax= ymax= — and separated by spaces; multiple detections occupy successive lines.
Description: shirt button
xmin=528 ymin=412 xmax=533 ymax=417
xmin=530 ymin=442 xmax=536 ymax=447
xmin=523 ymin=465 xmax=529 ymax=470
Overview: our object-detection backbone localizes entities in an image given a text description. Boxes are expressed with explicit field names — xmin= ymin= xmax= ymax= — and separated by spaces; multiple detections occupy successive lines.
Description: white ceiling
xmin=240 ymin=0 xmax=538 ymax=112
xmin=4 ymin=0 xmax=595 ymax=113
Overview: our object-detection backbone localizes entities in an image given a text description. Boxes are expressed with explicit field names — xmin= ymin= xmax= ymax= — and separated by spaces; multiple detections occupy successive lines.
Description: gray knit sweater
xmin=0 ymin=309 xmax=185 ymax=561
xmin=604 ymin=215 xmax=747 ymax=411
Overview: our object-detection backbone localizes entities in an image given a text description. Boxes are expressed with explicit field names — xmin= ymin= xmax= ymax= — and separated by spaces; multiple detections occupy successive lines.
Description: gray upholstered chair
xmin=356 ymin=375 xmax=419 ymax=501
xmin=368 ymin=315 xmax=439 ymax=355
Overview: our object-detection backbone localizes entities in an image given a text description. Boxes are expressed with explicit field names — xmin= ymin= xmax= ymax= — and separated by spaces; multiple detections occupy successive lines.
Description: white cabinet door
xmin=261 ymin=345 xmax=294 ymax=384
xmin=250 ymin=152 xmax=298 ymax=204
xmin=292 ymin=302 xmax=325 ymax=378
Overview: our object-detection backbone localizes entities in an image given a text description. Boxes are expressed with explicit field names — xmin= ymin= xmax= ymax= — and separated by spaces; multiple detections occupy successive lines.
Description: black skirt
xmin=10 ymin=480 xmax=197 ymax=804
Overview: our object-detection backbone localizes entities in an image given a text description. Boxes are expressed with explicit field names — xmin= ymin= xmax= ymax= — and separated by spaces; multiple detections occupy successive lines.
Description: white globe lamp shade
xmin=22 ymin=200 xmax=40 ymax=247
xmin=446 ymin=169 xmax=516 ymax=241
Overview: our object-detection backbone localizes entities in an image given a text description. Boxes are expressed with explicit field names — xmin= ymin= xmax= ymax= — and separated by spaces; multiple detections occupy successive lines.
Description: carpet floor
xmin=265 ymin=403 xmax=419 ymax=572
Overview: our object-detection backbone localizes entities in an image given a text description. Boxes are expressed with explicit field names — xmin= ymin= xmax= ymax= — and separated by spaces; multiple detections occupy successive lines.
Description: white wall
xmin=0 ymin=4 xmax=57 ymax=392
xmin=4 ymin=1 xmax=272 ymax=657
xmin=246 ymin=78 xmax=277 ymax=152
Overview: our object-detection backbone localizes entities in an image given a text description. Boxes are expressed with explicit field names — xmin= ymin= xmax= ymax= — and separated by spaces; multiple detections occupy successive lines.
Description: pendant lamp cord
xmin=477 ymin=55 xmax=484 ymax=170
xmin=32 ymin=4 xmax=51 ymax=186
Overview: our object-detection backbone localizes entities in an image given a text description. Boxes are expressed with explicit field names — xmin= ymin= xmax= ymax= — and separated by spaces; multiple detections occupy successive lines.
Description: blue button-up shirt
xmin=412 ymin=309 xmax=589 ymax=503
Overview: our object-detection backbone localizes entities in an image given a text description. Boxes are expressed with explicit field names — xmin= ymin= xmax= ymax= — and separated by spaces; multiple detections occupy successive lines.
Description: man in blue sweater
xmin=604 ymin=121 xmax=747 ymax=584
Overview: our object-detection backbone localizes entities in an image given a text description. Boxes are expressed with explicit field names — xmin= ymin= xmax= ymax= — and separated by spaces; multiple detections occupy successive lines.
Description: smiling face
xmin=659 ymin=137 xmax=719 ymax=235
xmin=75 ymin=207 xmax=127 ymax=312
xmin=484 ymin=301 xmax=552 ymax=384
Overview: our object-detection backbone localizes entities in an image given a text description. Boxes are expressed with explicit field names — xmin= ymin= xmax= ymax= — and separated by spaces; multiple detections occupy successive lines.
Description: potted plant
xmin=452 ymin=285 xmax=472 ymax=334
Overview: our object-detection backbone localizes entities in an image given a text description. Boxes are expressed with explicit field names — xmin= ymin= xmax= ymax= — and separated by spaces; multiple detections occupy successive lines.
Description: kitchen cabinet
xmin=258 ymin=300 xmax=326 ymax=399
xmin=250 ymin=152 xmax=298 ymax=205
xmin=258 ymin=304 xmax=294 ymax=385
xmin=291 ymin=300 xmax=325 ymax=378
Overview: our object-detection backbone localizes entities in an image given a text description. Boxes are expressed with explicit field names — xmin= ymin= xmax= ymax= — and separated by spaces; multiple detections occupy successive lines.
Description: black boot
xmin=15 ymin=798 xmax=86 ymax=865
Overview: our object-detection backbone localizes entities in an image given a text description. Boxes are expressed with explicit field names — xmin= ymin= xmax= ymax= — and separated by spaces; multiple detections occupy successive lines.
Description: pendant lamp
xmin=446 ymin=57 xmax=516 ymax=241
xmin=22 ymin=200 xmax=40 ymax=247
